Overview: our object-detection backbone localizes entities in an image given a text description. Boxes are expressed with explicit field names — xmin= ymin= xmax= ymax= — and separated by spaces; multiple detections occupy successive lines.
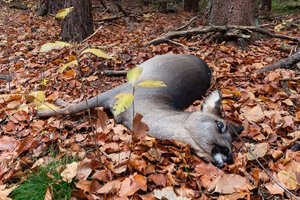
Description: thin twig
xmin=81 ymin=26 xmax=103 ymax=43
xmin=174 ymin=16 xmax=198 ymax=31
xmin=228 ymin=123 xmax=299 ymax=199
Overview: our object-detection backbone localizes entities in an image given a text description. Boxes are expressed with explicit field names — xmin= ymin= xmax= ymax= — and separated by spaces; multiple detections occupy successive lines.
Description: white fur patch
xmin=203 ymin=90 xmax=221 ymax=110
xmin=213 ymin=153 xmax=224 ymax=167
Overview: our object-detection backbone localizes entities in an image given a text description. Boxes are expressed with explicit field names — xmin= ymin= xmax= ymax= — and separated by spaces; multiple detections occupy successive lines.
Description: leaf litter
xmin=0 ymin=2 xmax=299 ymax=200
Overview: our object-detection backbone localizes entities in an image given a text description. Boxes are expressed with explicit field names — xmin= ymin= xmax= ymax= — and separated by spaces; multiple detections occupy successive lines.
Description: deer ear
xmin=202 ymin=90 xmax=222 ymax=116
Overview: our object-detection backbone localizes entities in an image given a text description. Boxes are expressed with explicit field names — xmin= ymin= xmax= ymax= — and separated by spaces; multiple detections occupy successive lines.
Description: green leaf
xmin=80 ymin=48 xmax=113 ymax=59
xmin=40 ymin=41 xmax=71 ymax=52
xmin=113 ymin=93 xmax=134 ymax=116
xmin=59 ymin=60 xmax=78 ymax=73
xmin=55 ymin=7 xmax=74 ymax=19
xmin=127 ymin=66 xmax=142 ymax=85
xmin=136 ymin=80 xmax=166 ymax=88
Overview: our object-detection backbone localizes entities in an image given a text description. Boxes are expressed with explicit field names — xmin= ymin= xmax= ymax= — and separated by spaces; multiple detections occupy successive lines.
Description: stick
xmin=145 ymin=25 xmax=300 ymax=46
xmin=175 ymin=16 xmax=198 ymax=31
xmin=257 ymin=51 xmax=300 ymax=73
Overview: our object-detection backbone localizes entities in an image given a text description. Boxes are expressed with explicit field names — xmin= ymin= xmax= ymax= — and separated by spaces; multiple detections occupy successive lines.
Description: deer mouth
xmin=211 ymin=144 xmax=233 ymax=168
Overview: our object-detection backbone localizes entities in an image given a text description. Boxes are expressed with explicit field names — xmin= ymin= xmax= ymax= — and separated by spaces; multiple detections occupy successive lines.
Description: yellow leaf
xmin=80 ymin=48 xmax=113 ymax=59
xmin=136 ymin=80 xmax=166 ymax=88
xmin=29 ymin=91 xmax=46 ymax=107
xmin=127 ymin=66 xmax=142 ymax=85
xmin=55 ymin=7 xmax=74 ymax=19
xmin=277 ymin=171 xmax=298 ymax=190
xmin=41 ymin=78 xmax=47 ymax=86
xmin=40 ymin=41 xmax=71 ymax=52
xmin=59 ymin=60 xmax=78 ymax=73
xmin=37 ymin=102 xmax=58 ymax=111
xmin=113 ymin=93 xmax=134 ymax=116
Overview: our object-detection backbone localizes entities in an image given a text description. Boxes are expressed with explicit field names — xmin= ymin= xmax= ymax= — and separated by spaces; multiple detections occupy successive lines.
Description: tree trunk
xmin=208 ymin=0 xmax=256 ymax=26
xmin=184 ymin=0 xmax=200 ymax=12
xmin=61 ymin=0 xmax=94 ymax=42
xmin=38 ymin=0 xmax=64 ymax=16
xmin=261 ymin=0 xmax=272 ymax=14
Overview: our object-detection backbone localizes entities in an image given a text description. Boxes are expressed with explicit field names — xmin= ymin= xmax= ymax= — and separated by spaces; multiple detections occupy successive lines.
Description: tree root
xmin=257 ymin=51 xmax=300 ymax=73
xmin=145 ymin=25 xmax=300 ymax=46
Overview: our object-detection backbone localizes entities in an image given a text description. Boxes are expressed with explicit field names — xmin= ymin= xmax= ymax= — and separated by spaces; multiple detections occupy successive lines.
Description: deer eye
xmin=216 ymin=121 xmax=228 ymax=134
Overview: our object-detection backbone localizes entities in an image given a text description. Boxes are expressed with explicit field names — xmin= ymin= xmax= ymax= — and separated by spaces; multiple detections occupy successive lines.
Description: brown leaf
xmin=75 ymin=180 xmax=92 ymax=193
xmin=119 ymin=174 xmax=147 ymax=196
xmin=265 ymin=181 xmax=284 ymax=195
xmin=241 ymin=105 xmax=265 ymax=123
xmin=46 ymin=92 xmax=59 ymax=101
xmin=97 ymin=180 xmax=121 ymax=194
xmin=175 ymin=185 xmax=195 ymax=199
xmin=92 ymin=169 xmax=113 ymax=182
xmin=76 ymin=158 xmax=92 ymax=180
xmin=0 ymin=136 xmax=19 ymax=151
xmin=214 ymin=174 xmax=248 ymax=194
xmin=148 ymin=174 xmax=167 ymax=187
xmin=153 ymin=187 xmax=190 ymax=200
xmin=96 ymin=108 xmax=108 ymax=132
xmin=133 ymin=113 xmax=149 ymax=142
xmin=16 ymin=135 xmax=38 ymax=156
xmin=246 ymin=143 xmax=269 ymax=161
xmin=44 ymin=186 xmax=52 ymax=200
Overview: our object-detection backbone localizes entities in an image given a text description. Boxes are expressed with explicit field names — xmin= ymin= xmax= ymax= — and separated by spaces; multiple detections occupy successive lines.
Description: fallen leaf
xmin=241 ymin=105 xmax=265 ymax=123
xmin=0 ymin=185 xmax=17 ymax=199
xmin=75 ymin=180 xmax=92 ymax=193
xmin=76 ymin=158 xmax=92 ymax=180
xmin=60 ymin=162 xmax=78 ymax=183
xmin=277 ymin=171 xmax=298 ymax=190
xmin=265 ymin=181 xmax=284 ymax=195
xmin=148 ymin=174 xmax=167 ymax=187
xmin=97 ymin=180 xmax=121 ymax=194
xmin=119 ymin=174 xmax=147 ymax=196
xmin=214 ymin=174 xmax=248 ymax=194
xmin=246 ymin=143 xmax=269 ymax=161
xmin=133 ymin=113 xmax=149 ymax=141
xmin=44 ymin=186 xmax=52 ymax=200
xmin=153 ymin=187 xmax=190 ymax=200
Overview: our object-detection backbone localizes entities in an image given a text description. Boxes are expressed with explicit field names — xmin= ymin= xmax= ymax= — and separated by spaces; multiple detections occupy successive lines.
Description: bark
xmin=208 ymin=0 xmax=257 ymax=26
xmin=184 ymin=0 xmax=200 ymax=12
xmin=257 ymin=51 xmax=300 ymax=73
xmin=261 ymin=0 xmax=272 ymax=14
xmin=38 ymin=0 xmax=64 ymax=16
xmin=61 ymin=0 xmax=94 ymax=42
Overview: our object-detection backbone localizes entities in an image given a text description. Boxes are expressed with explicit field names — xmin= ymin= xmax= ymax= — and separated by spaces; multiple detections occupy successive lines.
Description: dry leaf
xmin=153 ymin=187 xmax=190 ymax=200
xmin=119 ymin=174 xmax=147 ymax=196
xmin=277 ymin=171 xmax=298 ymax=190
xmin=246 ymin=143 xmax=269 ymax=160
xmin=133 ymin=113 xmax=149 ymax=141
xmin=241 ymin=105 xmax=265 ymax=123
xmin=214 ymin=174 xmax=248 ymax=194
xmin=44 ymin=186 xmax=52 ymax=200
xmin=97 ymin=180 xmax=121 ymax=194
xmin=60 ymin=162 xmax=78 ymax=183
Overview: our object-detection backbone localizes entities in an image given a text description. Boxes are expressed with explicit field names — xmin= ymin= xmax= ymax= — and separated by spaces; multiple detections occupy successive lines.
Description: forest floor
xmin=0 ymin=2 xmax=299 ymax=200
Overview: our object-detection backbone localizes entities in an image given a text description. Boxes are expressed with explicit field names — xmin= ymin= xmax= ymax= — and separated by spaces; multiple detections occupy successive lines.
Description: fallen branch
xmin=257 ymin=51 xmax=300 ymax=73
xmin=166 ymin=39 xmax=199 ymax=50
xmin=145 ymin=25 xmax=300 ymax=46
xmin=101 ymin=70 xmax=127 ymax=76
xmin=174 ymin=16 xmax=198 ymax=31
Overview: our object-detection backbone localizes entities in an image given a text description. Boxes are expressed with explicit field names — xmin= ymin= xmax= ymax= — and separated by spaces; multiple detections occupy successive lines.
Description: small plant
xmin=10 ymin=157 xmax=75 ymax=200
xmin=113 ymin=66 xmax=166 ymax=118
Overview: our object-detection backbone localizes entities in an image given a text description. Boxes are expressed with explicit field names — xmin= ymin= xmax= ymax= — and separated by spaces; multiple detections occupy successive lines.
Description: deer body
xmin=39 ymin=54 xmax=243 ymax=167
